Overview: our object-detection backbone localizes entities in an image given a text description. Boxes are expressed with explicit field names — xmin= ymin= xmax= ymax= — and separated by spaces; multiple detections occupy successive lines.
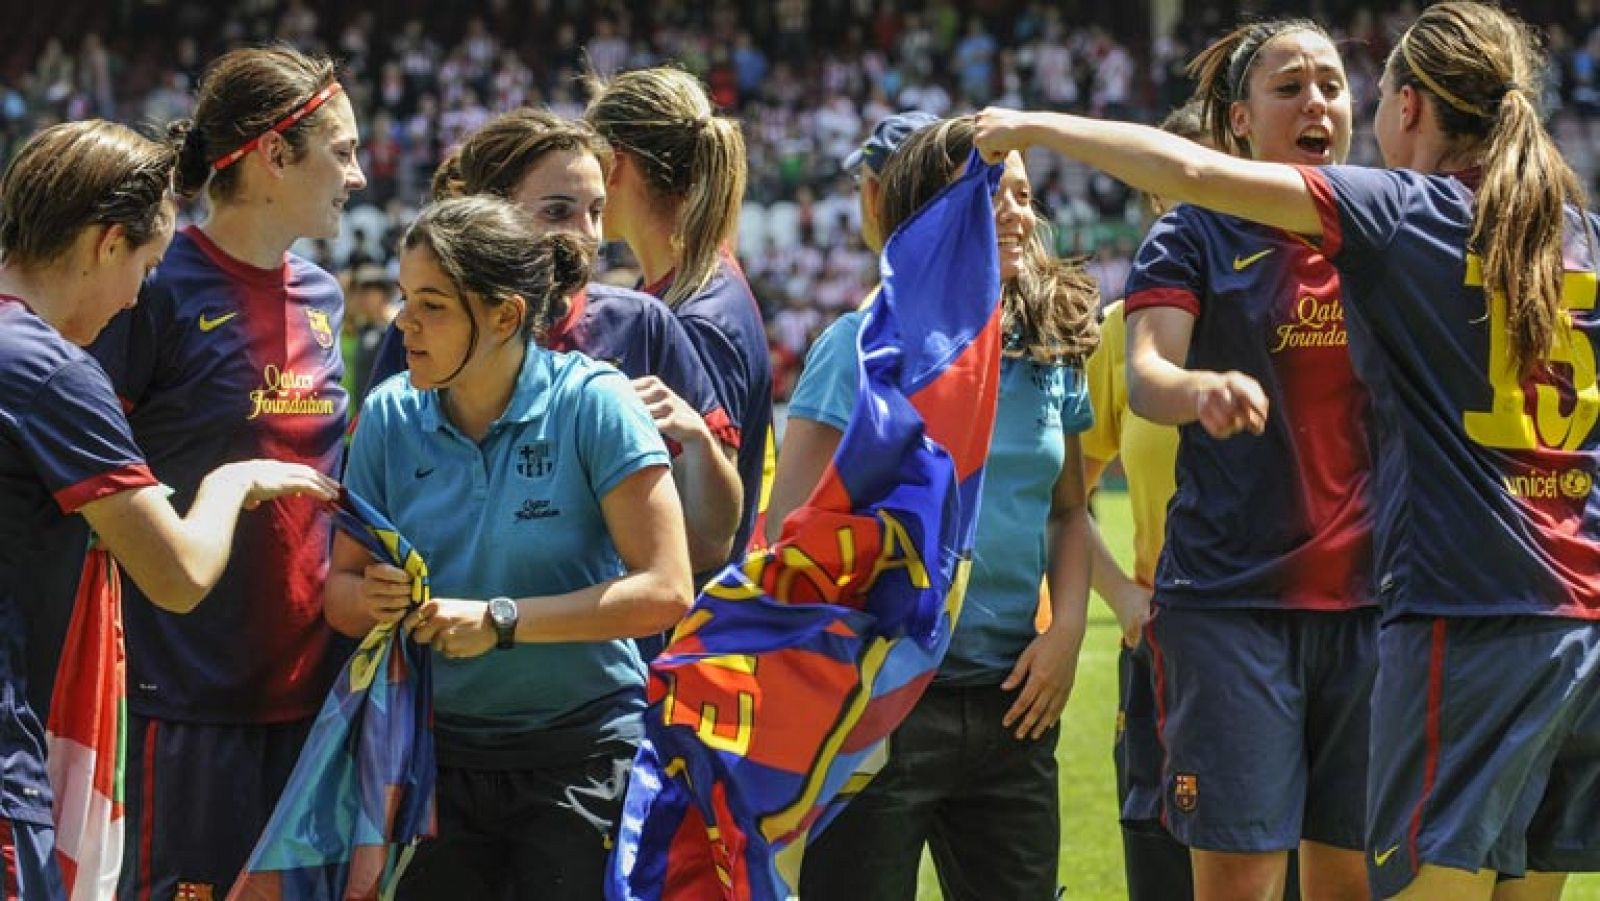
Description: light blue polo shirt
xmin=347 ymin=346 xmax=670 ymax=761
xmin=789 ymin=311 xmax=1093 ymax=684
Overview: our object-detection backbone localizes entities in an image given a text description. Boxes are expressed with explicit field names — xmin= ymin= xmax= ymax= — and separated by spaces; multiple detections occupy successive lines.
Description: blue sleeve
xmin=88 ymin=280 xmax=174 ymax=409
xmin=787 ymin=313 xmax=862 ymax=431
xmin=1123 ymin=207 xmax=1206 ymax=317
xmin=577 ymin=369 xmax=672 ymax=499
xmin=1061 ymin=366 xmax=1094 ymax=435
xmin=1299 ymin=164 xmax=1410 ymax=270
xmin=344 ymin=383 xmax=396 ymax=514
xmin=19 ymin=358 xmax=156 ymax=513
xmin=645 ymin=305 xmax=724 ymax=422
xmin=678 ymin=312 xmax=753 ymax=441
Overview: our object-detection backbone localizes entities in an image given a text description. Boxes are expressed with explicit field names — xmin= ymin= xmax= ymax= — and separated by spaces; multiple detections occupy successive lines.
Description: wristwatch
xmin=487 ymin=596 xmax=518 ymax=650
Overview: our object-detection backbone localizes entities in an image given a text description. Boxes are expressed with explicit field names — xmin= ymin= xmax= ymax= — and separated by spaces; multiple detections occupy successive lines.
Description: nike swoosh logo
xmin=198 ymin=311 xmax=239 ymax=332
xmin=414 ymin=467 xmax=435 ymax=479
xmin=1233 ymin=249 xmax=1274 ymax=271
xmin=1374 ymin=844 xmax=1400 ymax=867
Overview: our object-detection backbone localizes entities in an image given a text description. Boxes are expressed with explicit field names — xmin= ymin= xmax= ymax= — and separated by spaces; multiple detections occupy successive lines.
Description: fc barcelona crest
xmin=1173 ymin=772 xmax=1198 ymax=813
xmin=306 ymin=308 xmax=336 ymax=349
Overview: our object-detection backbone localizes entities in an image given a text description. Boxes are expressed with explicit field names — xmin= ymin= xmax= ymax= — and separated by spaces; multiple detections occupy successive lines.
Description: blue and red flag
xmin=229 ymin=490 xmax=436 ymax=901
xmin=609 ymin=155 xmax=1005 ymax=901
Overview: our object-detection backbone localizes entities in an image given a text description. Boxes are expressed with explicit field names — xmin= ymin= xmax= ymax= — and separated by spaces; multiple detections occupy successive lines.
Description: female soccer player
xmin=364 ymin=108 xmax=741 ymax=573
xmin=327 ymin=197 xmax=692 ymax=898
xmin=1118 ymin=20 xmax=1375 ymax=900
xmin=0 ymin=120 xmax=335 ymax=899
xmin=977 ymin=2 xmax=1600 ymax=897
xmin=780 ymin=117 xmax=1100 ymax=901
xmin=85 ymin=45 xmax=365 ymax=900
xmin=585 ymin=67 xmax=773 ymax=568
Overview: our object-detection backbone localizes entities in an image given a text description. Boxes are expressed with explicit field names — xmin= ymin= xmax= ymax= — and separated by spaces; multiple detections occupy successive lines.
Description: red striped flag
xmin=45 ymin=547 xmax=126 ymax=900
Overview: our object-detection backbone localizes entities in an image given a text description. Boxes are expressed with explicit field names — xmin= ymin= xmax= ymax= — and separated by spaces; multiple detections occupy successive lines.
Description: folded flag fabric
xmin=46 ymin=547 xmax=126 ymax=901
xmin=609 ymin=154 xmax=1006 ymax=901
xmin=229 ymin=489 xmax=436 ymax=901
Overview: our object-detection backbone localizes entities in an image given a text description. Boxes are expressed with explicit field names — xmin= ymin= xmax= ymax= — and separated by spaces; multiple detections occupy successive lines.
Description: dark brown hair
xmin=585 ymin=67 xmax=746 ymax=307
xmin=402 ymin=196 xmax=591 ymax=380
xmin=431 ymin=108 xmax=611 ymax=202
xmin=0 ymin=120 xmax=176 ymax=267
xmin=168 ymin=45 xmax=338 ymax=201
xmin=1387 ymin=1 xmax=1583 ymax=375
xmin=1187 ymin=19 xmax=1330 ymax=156
xmin=878 ymin=117 xmax=1099 ymax=363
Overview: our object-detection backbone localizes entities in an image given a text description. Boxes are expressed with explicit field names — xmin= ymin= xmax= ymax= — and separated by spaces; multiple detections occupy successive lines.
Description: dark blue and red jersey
xmin=1125 ymin=205 xmax=1373 ymax=611
xmin=0 ymin=297 xmax=157 ymax=823
xmin=642 ymin=254 xmax=774 ymax=560
xmin=1300 ymin=165 xmax=1600 ymax=620
xmin=365 ymin=282 xmax=724 ymax=438
xmin=88 ymin=226 xmax=349 ymax=724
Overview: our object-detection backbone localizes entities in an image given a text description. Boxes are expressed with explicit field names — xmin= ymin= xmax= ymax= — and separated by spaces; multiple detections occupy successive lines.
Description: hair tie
xmin=211 ymin=82 xmax=344 ymax=172
xmin=1399 ymin=32 xmax=1490 ymax=119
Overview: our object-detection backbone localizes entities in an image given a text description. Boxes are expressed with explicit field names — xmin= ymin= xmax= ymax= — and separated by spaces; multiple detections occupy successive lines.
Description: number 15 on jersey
xmin=1462 ymin=255 xmax=1600 ymax=452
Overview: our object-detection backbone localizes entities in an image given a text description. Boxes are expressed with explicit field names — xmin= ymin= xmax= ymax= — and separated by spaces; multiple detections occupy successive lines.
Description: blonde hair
xmin=585 ymin=67 xmax=746 ymax=308
xmin=877 ymin=118 xmax=1099 ymax=363
xmin=1388 ymin=1 xmax=1585 ymax=374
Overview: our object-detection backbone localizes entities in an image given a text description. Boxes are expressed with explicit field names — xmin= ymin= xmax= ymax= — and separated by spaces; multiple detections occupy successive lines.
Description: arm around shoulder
xmin=973 ymin=108 xmax=1324 ymax=237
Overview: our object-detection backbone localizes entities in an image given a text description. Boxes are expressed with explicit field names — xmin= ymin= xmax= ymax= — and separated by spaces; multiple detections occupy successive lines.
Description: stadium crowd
xmin=4 ymin=0 xmax=1595 ymax=400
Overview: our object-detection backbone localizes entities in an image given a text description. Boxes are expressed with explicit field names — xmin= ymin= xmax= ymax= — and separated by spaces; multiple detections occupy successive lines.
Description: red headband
xmin=211 ymin=82 xmax=344 ymax=172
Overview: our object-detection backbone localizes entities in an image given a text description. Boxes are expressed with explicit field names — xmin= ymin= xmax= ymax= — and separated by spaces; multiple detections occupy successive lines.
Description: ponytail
xmin=671 ymin=116 xmax=746 ymax=308
xmin=1391 ymin=1 xmax=1585 ymax=374
xmin=585 ymin=67 xmax=747 ymax=307
xmin=166 ymin=118 xmax=210 ymax=200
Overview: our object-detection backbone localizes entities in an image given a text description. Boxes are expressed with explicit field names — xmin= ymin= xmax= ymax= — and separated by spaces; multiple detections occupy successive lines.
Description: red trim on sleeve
xmin=1125 ymin=287 xmax=1201 ymax=317
xmin=1294 ymin=165 xmax=1344 ymax=259
xmin=117 ymin=394 xmax=135 ymax=415
xmin=54 ymin=463 xmax=159 ymax=514
xmin=703 ymin=406 xmax=741 ymax=450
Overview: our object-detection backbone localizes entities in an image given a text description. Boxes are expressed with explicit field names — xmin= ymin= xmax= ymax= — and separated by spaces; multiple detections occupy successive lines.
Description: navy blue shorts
xmin=0 ymin=815 xmax=63 ymax=900
xmin=117 ymin=715 xmax=312 ymax=901
xmin=1116 ymin=642 xmax=1197 ymax=899
xmin=1146 ymin=604 xmax=1378 ymax=853
xmin=1367 ymin=615 xmax=1600 ymax=898
xmin=1117 ymin=641 xmax=1166 ymax=824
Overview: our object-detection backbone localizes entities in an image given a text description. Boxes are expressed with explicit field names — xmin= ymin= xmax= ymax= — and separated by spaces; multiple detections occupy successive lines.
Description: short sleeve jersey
xmin=346 ymin=348 xmax=669 ymax=757
xmin=1079 ymin=300 xmax=1179 ymax=587
xmin=643 ymin=255 xmax=775 ymax=561
xmin=789 ymin=310 xmax=1094 ymax=684
xmin=0 ymin=298 xmax=158 ymax=822
xmin=88 ymin=226 xmax=350 ymax=723
xmin=1125 ymin=205 xmax=1374 ymax=611
xmin=1300 ymin=164 xmax=1600 ymax=619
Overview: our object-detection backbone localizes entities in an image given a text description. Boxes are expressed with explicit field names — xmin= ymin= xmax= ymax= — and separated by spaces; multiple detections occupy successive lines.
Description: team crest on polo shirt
xmin=305 ymin=308 xmax=336 ymax=349
xmin=1174 ymin=772 xmax=1199 ymax=813
xmin=516 ymin=442 xmax=553 ymax=478
xmin=175 ymin=883 xmax=215 ymax=901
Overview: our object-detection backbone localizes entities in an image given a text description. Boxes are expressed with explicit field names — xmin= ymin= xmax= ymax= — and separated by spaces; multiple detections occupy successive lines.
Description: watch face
xmin=489 ymin=597 xmax=517 ymax=626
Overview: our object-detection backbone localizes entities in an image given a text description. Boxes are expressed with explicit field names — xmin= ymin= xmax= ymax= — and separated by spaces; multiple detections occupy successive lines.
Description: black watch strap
xmin=488 ymin=596 xmax=518 ymax=650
